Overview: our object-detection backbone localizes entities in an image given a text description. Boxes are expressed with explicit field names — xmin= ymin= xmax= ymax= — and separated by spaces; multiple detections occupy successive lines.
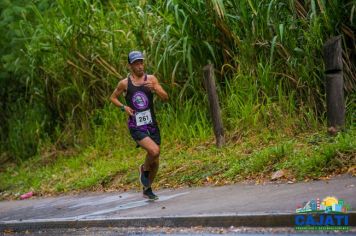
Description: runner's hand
xmin=125 ymin=106 xmax=135 ymax=116
xmin=144 ymin=81 xmax=156 ymax=92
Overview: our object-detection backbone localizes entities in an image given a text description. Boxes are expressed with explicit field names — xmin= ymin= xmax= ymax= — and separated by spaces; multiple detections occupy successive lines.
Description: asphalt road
xmin=3 ymin=226 xmax=356 ymax=235
xmin=0 ymin=174 xmax=355 ymax=233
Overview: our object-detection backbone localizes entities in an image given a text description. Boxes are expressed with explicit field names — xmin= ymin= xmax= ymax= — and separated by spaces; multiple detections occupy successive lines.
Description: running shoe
xmin=143 ymin=187 xmax=159 ymax=200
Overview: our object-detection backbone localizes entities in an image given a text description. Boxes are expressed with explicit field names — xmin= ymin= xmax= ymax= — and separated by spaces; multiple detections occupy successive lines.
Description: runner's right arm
xmin=110 ymin=79 xmax=135 ymax=116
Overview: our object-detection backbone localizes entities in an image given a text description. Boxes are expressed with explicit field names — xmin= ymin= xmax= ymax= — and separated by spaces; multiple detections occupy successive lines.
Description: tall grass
xmin=158 ymin=99 xmax=212 ymax=144
xmin=0 ymin=0 xmax=354 ymax=161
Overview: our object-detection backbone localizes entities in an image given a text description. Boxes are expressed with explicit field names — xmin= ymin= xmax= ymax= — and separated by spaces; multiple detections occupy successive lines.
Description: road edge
xmin=1 ymin=212 xmax=355 ymax=231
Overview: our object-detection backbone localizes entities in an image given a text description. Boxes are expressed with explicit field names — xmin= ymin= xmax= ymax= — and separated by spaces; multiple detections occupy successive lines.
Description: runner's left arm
xmin=145 ymin=75 xmax=169 ymax=101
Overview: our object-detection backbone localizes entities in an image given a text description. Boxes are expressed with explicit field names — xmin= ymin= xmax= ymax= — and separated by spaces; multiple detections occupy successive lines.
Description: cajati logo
xmin=295 ymin=196 xmax=351 ymax=231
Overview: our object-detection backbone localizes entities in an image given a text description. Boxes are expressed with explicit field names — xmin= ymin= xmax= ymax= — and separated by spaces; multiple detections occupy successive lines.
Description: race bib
xmin=135 ymin=110 xmax=153 ymax=126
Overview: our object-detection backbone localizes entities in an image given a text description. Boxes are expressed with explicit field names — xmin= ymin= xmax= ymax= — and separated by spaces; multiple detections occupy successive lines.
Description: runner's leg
xmin=137 ymin=137 xmax=160 ymax=185
xmin=145 ymin=153 xmax=159 ymax=185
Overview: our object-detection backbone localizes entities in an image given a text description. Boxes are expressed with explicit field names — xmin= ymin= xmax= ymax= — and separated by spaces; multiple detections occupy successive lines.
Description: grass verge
xmin=0 ymin=126 xmax=355 ymax=200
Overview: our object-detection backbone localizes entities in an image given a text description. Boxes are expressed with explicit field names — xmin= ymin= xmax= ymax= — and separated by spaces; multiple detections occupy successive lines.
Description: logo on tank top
xmin=132 ymin=91 xmax=149 ymax=109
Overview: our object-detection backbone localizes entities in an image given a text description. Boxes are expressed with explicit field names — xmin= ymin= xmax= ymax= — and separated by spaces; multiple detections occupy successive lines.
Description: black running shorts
xmin=129 ymin=126 xmax=161 ymax=146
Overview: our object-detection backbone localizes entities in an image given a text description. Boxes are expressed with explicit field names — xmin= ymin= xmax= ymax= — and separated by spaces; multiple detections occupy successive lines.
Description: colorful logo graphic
xmin=295 ymin=196 xmax=351 ymax=231
xmin=132 ymin=91 xmax=148 ymax=109
xmin=296 ymin=196 xmax=350 ymax=214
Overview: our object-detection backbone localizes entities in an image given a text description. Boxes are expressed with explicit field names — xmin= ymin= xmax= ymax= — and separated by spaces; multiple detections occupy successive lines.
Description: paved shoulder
xmin=0 ymin=174 xmax=355 ymax=229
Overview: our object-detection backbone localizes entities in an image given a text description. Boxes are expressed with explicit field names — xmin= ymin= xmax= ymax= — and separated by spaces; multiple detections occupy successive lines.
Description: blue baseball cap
xmin=128 ymin=51 xmax=144 ymax=64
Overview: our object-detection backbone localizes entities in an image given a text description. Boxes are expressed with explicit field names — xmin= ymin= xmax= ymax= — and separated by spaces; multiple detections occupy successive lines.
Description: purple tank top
xmin=125 ymin=74 xmax=157 ymax=131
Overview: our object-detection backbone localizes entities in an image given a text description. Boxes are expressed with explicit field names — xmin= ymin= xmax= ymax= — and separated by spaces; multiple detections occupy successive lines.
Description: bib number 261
xmin=135 ymin=110 xmax=153 ymax=126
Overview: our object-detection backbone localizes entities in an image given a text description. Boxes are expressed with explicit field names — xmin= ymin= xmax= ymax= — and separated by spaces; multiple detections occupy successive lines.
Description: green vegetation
xmin=0 ymin=0 xmax=355 ymax=198
xmin=1 ymin=127 xmax=355 ymax=199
